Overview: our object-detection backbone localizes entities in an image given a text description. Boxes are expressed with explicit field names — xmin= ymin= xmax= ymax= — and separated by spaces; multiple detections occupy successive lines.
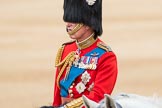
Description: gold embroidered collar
xmin=76 ymin=33 xmax=96 ymax=50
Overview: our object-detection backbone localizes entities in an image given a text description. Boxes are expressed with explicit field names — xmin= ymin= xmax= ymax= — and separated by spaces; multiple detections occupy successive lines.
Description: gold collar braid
xmin=76 ymin=33 xmax=96 ymax=50
xmin=68 ymin=23 xmax=84 ymax=35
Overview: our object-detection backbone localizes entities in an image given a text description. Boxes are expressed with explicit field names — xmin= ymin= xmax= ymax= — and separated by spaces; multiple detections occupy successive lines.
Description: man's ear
xmin=82 ymin=95 xmax=99 ymax=108
xmin=104 ymin=94 xmax=116 ymax=108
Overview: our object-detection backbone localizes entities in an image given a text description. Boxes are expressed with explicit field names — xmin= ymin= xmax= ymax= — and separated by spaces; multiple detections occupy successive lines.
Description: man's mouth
xmin=66 ymin=27 xmax=72 ymax=33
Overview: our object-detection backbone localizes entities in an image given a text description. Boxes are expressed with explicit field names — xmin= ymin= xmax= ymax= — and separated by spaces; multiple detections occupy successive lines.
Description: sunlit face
xmin=66 ymin=22 xmax=90 ymax=42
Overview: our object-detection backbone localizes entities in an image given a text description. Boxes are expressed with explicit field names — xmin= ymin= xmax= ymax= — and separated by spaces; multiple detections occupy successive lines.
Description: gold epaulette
xmin=64 ymin=97 xmax=83 ymax=108
xmin=97 ymin=42 xmax=112 ymax=52
xmin=55 ymin=45 xmax=65 ymax=67
xmin=55 ymin=40 xmax=75 ymax=67
xmin=62 ymin=40 xmax=75 ymax=46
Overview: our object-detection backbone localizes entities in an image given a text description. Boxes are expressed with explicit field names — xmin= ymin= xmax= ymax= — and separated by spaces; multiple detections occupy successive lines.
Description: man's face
xmin=66 ymin=22 xmax=77 ymax=33
xmin=66 ymin=22 xmax=88 ymax=41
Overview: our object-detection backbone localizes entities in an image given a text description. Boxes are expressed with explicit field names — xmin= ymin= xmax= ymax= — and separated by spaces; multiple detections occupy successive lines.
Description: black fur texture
xmin=63 ymin=0 xmax=102 ymax=38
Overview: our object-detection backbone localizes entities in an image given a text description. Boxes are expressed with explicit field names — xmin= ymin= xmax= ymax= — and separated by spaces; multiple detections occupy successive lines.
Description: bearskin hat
xmin=63 ymin=0 xmax=102 ymax=37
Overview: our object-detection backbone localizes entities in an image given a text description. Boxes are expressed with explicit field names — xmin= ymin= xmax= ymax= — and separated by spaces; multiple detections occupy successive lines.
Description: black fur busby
xmin=63 ymin=0 xmax=102 ymax=38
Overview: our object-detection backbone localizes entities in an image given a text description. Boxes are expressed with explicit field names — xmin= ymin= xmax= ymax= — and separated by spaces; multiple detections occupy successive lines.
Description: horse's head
xmin=82 ymin=93 xmax=162 ymax=108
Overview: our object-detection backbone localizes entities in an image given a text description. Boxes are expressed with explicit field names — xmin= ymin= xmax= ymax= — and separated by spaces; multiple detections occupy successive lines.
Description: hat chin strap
xmin=68 ymin=23 xmax=84 ymax=35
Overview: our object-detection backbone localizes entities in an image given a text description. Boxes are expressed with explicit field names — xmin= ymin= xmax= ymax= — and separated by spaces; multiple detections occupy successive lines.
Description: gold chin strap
xmin=68 ymin=23 xmax=84 ymax=35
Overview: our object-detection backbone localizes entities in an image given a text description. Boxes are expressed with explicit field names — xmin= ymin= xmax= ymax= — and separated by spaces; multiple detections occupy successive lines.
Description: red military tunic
xmin=53 ymin=38 xmax=118 ymax=107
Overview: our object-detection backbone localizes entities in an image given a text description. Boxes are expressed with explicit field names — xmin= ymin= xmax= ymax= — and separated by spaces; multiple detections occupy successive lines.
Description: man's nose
xmin=66 ymin=22 xmax=73 ymax=27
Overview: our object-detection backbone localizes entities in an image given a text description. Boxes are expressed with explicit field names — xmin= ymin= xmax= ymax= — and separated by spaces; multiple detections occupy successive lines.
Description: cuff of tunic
xmin=64 ymin=97 xmax=83 ymax=108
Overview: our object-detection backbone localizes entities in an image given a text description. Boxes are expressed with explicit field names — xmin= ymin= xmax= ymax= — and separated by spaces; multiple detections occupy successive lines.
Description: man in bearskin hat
xmin=41 ymin=0 xmax=118 ymax=107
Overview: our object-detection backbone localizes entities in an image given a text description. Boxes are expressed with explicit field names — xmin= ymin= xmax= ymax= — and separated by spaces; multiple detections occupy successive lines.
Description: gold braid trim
xmin=64 ymin=97 xmax=83 ymax=108
xmin=56 ymin=51 xmax=75 ymax=88
xmin=64 ymin=55 xmax=75 ymax=80
xmin=55 ymin=41 xmax=75 ymax=67
xmin=56 ymin=52 xmax=71 ymax=67
xmin=55 ymin=45 xmax=65 ymax=67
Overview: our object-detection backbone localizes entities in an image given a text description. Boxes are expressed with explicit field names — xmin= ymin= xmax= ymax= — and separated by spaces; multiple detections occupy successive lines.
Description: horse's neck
xmin=114 ymin=93 xmax=162 ymax=108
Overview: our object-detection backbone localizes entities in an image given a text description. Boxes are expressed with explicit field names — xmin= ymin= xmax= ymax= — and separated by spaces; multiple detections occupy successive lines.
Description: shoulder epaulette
xmin=62 ymin=40 xmax=75 ymax=46
xmin=55 ymin=40 xmax=75 ymax=66
xmin=55 ymin=45 xmax=65 ymax=67
xmin=97 ymin=42 xmax=112 ymax=52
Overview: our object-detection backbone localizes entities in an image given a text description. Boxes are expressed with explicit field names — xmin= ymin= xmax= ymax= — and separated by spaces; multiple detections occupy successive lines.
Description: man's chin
xmin=69 ymin=35 xmax=76 ymax=39
xmin=69 ymin=35 xmax=75 ymax=39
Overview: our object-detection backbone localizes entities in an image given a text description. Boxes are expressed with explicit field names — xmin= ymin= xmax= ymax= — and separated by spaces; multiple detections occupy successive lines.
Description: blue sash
xmin=60 ymin=47 xmax=106 ymax=97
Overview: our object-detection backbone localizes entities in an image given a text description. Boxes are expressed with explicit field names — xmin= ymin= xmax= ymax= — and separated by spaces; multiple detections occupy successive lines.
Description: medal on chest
xmin=73 ymin=50 xmax=99 ymax=70
xmin=75 ymin=71 xmax=91 ymax=94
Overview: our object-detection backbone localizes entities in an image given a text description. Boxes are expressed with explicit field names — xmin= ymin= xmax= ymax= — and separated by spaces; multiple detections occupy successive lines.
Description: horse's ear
xmin=82 ymin=95 xmax=98 ymax=108
xmin=104 ymin=94 xmax=116 ymax=108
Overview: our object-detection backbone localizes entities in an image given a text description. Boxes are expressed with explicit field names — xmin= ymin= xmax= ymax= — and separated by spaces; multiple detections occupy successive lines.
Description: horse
xmin=83 ymin=93 xmax=162 ymax=108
